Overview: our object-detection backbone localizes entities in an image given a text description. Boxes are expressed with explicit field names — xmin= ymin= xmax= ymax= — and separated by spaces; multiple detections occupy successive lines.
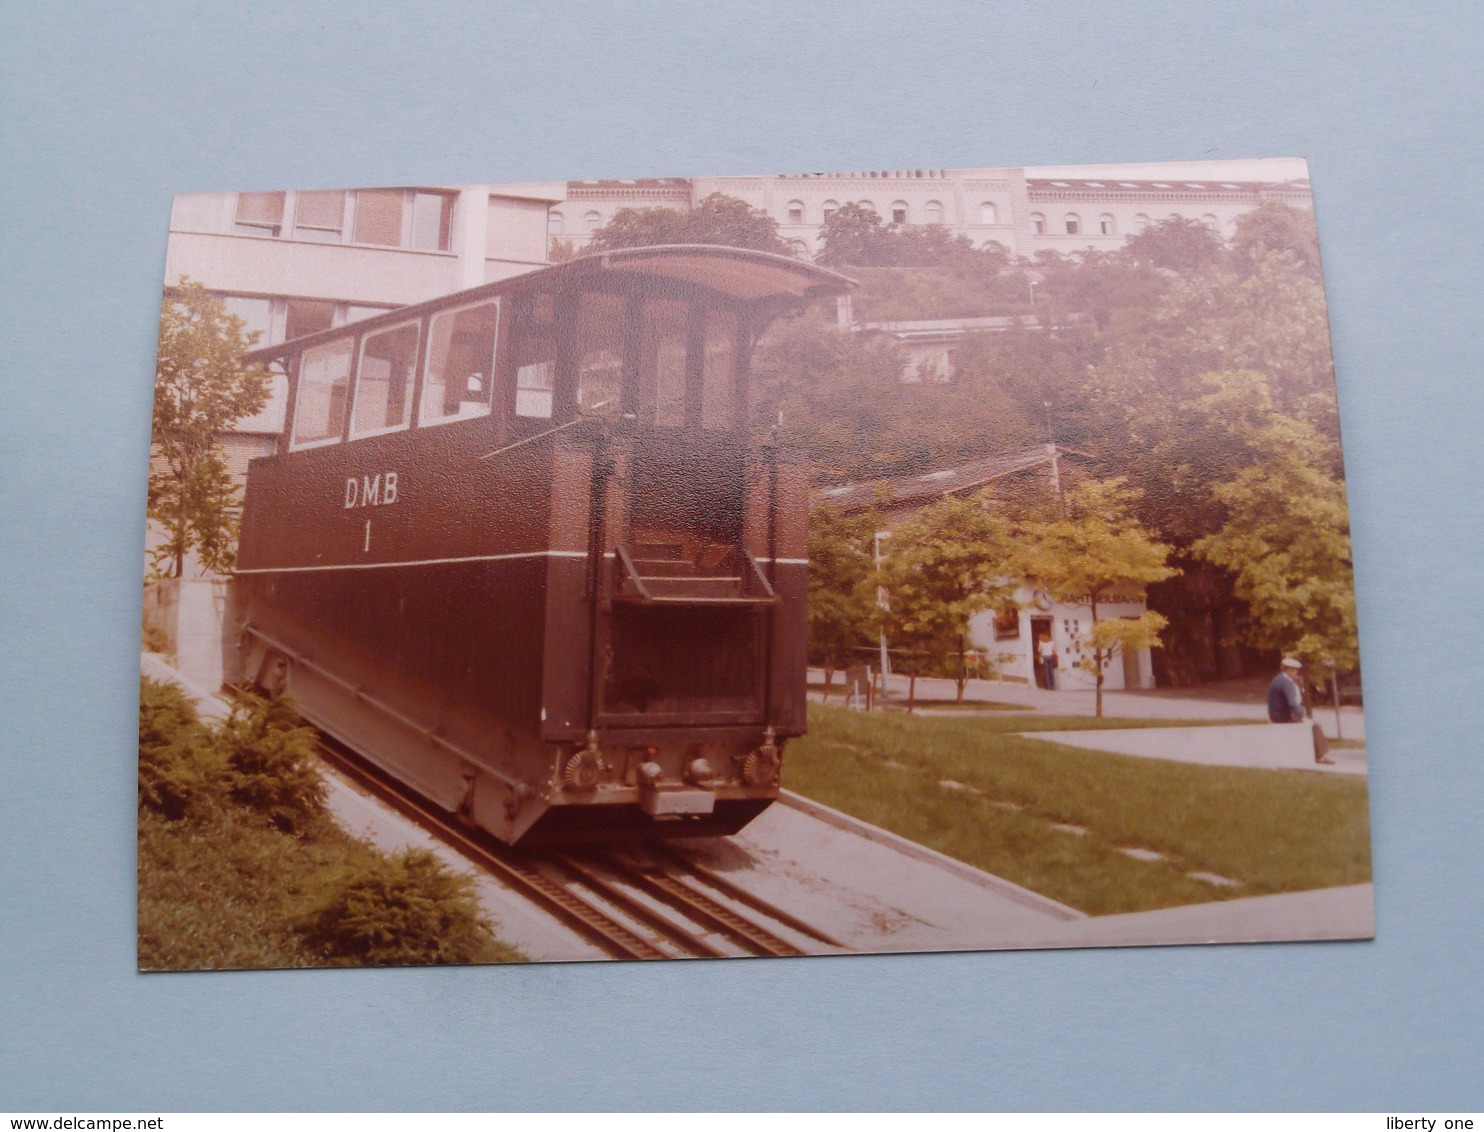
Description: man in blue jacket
xmin=1268 ymin=657 xmax=1335 ymax=764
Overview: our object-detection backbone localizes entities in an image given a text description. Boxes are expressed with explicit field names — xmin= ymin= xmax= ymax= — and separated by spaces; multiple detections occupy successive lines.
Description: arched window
xmin=1098 ymin=213 xmax=1116 ymax=236
xmin=1133 ymin=213 xmax=1150 ymax=233
xmin=786 ymin=199 xmax=804 ymax=224
xmin=1030 ymin=212 xmax=1047 ymax=235
xmin=1201 ymin=213 xmax=1219 ymax=231
xmin=979 ymin=201 xmax=997 ymax=225
xmin=583 ymin=210 xmax=603 ymax=234
xmin=822 ymin=199 xmax=839 ymax=221
xmin=1064 ymin=213 xmax=1081 ymax=235
xmin=891 ymin=200 xmax=908 ymax=224
xmin=856 ymin=199 xmax=876 ymax=216
xmin=787 ymin=239 xmax=810 ymax=259
xmin=548 ymin=210 xmax=564 ymax=235
xmin=924 ymin=200 xmax=944 ymax=224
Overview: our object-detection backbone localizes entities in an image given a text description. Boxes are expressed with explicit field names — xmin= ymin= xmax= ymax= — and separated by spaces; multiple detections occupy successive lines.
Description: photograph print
xmin=138 ymin=158 xmax=1371 ymax=970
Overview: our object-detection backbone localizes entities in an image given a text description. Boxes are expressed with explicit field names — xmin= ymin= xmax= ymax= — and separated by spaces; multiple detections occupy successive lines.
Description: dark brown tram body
xmin=231 ymin=247 xmax=851 ymax=845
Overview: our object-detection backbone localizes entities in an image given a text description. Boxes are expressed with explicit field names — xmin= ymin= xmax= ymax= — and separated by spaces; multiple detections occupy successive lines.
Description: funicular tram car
xmin=232 ymin=246 xmax=854 ymax=845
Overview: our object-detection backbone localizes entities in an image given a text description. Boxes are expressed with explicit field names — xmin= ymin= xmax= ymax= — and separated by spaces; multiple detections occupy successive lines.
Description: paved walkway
xmin=814 ymin=668 xmax=1365 ymax=740
xmin=1023 ymin=723 xmax=1368 ymax=776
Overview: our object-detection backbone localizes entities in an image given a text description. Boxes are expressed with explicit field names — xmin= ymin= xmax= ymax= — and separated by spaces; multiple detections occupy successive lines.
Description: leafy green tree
xmin=1193 ymin=420 xmax=1358 ymax=670
xmin=1123 ymin=216 xmax=1226 ymax=274
xmin=817 ymin=202 xmax=980 ymax=268
xmin=151 ymin=280 xmax=271 ymax=578
xmin=807 ymin=502 xmax=878 ymax=695
xmin=1017 ymin=479 xmax=1178 ymax=716
xmin=586 ymin=192 xmax=788 ymax=255
xmin=876 ymin=498 xmax=1018 ymax=703
xmin=1231 ymin=202 xmax=1322 ymax=276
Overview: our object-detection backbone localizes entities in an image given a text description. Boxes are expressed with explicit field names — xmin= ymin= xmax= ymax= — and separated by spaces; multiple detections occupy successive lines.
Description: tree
xmin=150 ymin=280 xmax=270 ymax=577
xmin=1231 ymin=202 xmax=1322 ymax=277
xmin=1122 ymin=216 xmax=1226 ymax=274
xmin=586 ymin=192 xmax=788 ymax=255
xmin=876 ymin=498 xmax=1018 ymax=704
xmin=1017 ymin=479 xmax=1178 ymax=716
xmin=1193 ymin=420 xmax=1358 ymax=671
xmin=816 ymin=202 xmax=980 ymax=268
xmin=807 ymin=502 xmax=878 ymax=697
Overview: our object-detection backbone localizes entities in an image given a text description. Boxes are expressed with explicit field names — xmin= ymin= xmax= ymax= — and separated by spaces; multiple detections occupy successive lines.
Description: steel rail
xmin=308 ymin=733 xmax=843 ymax=962
xmin=653 ymin=844 xmax=847 ymax=950
xmin=594 ymin=854 xmax=808 ymax=958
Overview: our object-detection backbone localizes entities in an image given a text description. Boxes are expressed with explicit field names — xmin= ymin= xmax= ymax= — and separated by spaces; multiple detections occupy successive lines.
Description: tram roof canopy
xmin=241 ymin=244 xmax=854 ymax=364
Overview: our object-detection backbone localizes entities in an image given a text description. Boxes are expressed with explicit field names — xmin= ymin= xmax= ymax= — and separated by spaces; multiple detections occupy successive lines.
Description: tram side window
xmin=701 ymin=308 xmax=738 ymax=430
xmin=422 ymin=301 xmax=498 ymax=425
xmin=641 ymin=298 xmax=689 ymax=428
xmin=577 ymin=292 xmax=626 ymax=413
xmin=514 ymin=292 xmax=556 ymax=419
xmin=291 ymin=339 xmax=353 ymax=448
xmin=351 ymin=322 xmax=420 ymax=438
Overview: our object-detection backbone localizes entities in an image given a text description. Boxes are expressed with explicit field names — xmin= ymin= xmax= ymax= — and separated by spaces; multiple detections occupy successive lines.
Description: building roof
xmin=815 ymin=444 xmax=1095 ymax=513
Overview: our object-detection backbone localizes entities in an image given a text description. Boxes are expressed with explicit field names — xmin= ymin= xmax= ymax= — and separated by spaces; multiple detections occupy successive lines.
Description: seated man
xmin=1268 ymin=657 xmax=1334 ymax=764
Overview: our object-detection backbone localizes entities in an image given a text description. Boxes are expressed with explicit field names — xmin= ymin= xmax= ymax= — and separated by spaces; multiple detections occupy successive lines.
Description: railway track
xmin=311 ymin=736 xmax=844 ymax=961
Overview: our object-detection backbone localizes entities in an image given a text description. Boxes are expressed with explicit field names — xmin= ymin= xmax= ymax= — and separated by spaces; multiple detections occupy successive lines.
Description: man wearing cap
xmin=1268 ymin=657 xmax=1335 ymax=764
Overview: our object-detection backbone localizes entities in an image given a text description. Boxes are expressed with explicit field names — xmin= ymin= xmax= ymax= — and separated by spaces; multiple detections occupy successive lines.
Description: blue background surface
xmin=2 ymin=1 xmax=1481 ymax=1111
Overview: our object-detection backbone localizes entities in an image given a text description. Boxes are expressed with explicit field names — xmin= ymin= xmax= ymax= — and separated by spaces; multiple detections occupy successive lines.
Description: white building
xmin=164 ymin=182 xmax=563 ymax=475
xmin=547 ymin=158 xmax=1312 ymax=259
xmin=818 ymin=445 xmax=1156 ymax=692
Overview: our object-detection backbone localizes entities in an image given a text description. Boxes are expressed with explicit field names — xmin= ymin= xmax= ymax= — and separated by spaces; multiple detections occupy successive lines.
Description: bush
xmin=299 ymin=849 xmax=501 ymax=966
xmin=138 ymin=677 xmax=228 ymax=821
xmin=217 ymin=692 xmax=326 ymax=834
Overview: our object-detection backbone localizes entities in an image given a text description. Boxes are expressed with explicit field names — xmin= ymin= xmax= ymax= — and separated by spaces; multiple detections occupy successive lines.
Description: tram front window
xmin=513 ymin=292 xmax=556 ymax=419
xmin=641 ymin=298 xmax=689 ymax=428
xmin=701 ymin=308 xmax=738 ymax=430
xmin=577 ymin=292 xmax=625 ymax=413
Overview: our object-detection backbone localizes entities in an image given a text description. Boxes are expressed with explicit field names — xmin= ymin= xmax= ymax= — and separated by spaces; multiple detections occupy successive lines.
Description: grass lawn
xmin=784 ymin=703 xmax=1372 ymax=916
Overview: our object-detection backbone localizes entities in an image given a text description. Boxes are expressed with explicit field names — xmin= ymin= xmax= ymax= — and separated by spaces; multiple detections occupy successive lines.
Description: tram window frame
xmin=348 ymin=319 xmax=423 ymax=440
xmin=420 ymin=299 xmax=501 ymax=428
xmin=289 ymin=336 xmax=356 ymax=450
xmin=511 ymin=291 xmax=558 ymax=422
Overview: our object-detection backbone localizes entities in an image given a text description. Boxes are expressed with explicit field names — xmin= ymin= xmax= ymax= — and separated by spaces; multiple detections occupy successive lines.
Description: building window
xmin=924 ymin=200 xmax=943 ymax=224
xmin=1064 ymin=214 xmax=1080 ymax=235
xmin=979 ymin=201 xmax=997 ymax=225
xmin=234 ymin=191 xmax=286 ymax=236
xmin=293 ymin=190 xmax=347 ymax=242
xmin=1099 ymin=214 xmax=1116 ymax=236
xmin=1133 ymin=213 xmax=1150 ymax=233
xmin=352 ymin=189 xmax=406 ymax=246
xmin=1201 ymin=213 xmax=1219 ymax=231
xmin=821 ymin=199 xmax=839 ymax=222
xmin=548 ymin=210 xmax=564 ymax=235
xmin=787 ymin=200 xmax=804 ymax=224
xmin=583 ymin=210 xmax=603 ymax=234
xmin=891 ymin=201 xmax=908 ymax=224
xmin=856 ymin=199 xmax=876 ymax=216
xmin=1031 ymin=212 xmax=1046 ymax=235
xmin=410 ymin=191 xmax=455 ymax=251
xmin=282 ymin=299 xmax=337 ymax=342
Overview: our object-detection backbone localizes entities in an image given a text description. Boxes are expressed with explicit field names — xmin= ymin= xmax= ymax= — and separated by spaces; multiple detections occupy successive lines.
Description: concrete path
xmin=1023 ymin=723 xmax=1369 ymax=776
xmin=1040 ymin=884 xmax=1375 ymax=948
xmin=816 ymin=668 xmax=1366 ymax=740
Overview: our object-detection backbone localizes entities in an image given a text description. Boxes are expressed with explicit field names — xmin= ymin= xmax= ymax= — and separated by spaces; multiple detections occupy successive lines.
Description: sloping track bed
xmin=310 ymin=734 xmax=844 ymax=961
